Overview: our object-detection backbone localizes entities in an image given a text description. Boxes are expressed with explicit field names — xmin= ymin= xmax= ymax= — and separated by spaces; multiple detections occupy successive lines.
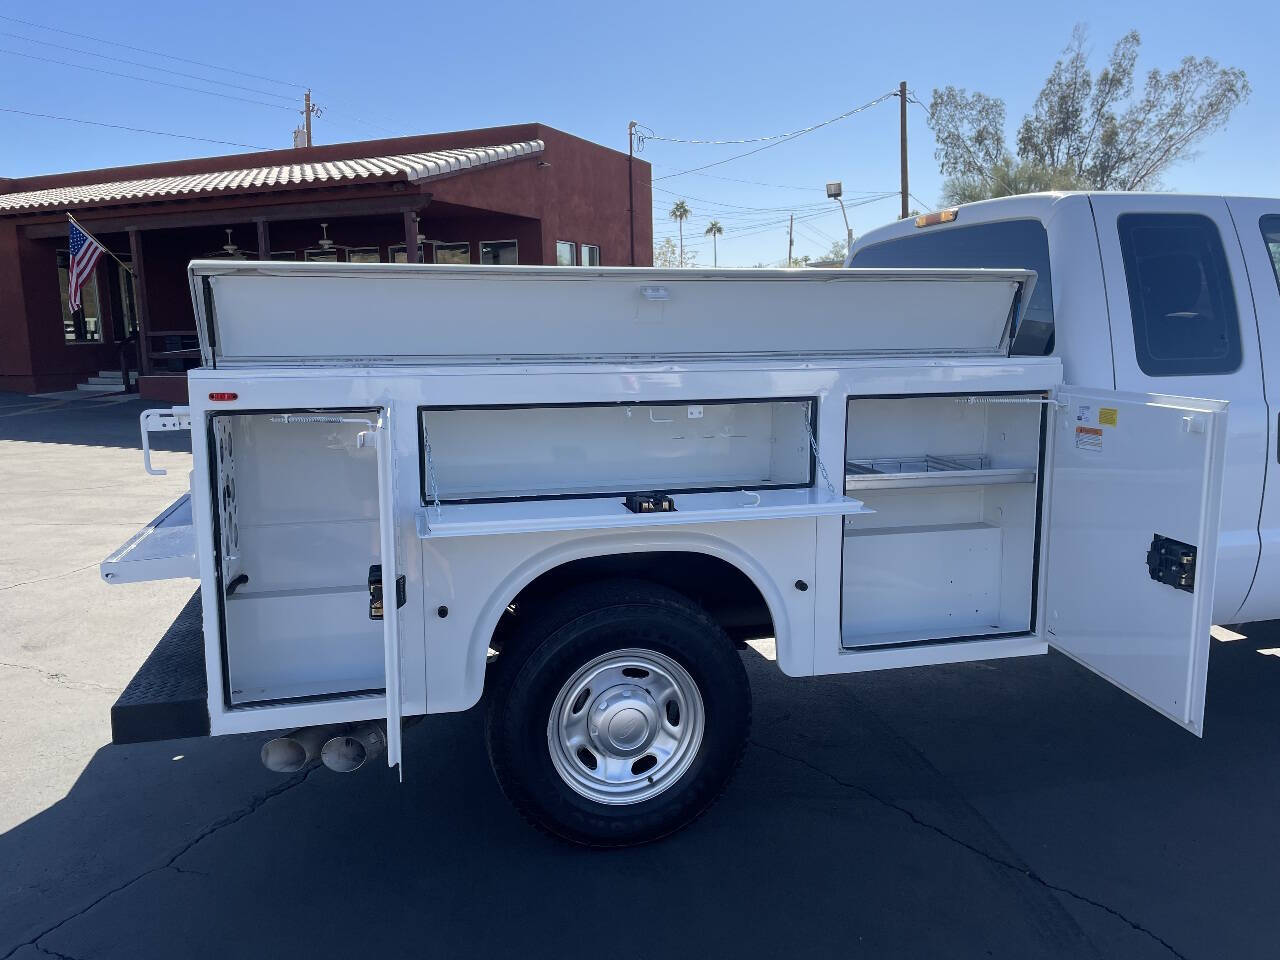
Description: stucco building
xmin=0 ymin=123 xmax=651 ymax=400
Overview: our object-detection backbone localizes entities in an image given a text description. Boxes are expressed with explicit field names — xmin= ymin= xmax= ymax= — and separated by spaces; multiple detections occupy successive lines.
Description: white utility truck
xmin=851 ymin=193 xmax=1280 ymax=626
xmin=103 ymin=259 xmax=1228 ymax=846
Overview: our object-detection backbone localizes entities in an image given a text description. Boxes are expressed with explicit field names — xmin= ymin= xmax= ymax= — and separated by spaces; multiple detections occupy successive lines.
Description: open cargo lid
xmin=188 ymin=262 xmax=1037 ymax=366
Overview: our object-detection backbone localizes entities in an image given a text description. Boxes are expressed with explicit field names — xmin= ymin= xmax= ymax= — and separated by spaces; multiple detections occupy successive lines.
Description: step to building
xmin=75 ymin=368 xmax=132 ymax=394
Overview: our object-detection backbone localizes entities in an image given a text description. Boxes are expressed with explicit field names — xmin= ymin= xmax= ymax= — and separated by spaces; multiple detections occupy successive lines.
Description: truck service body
xmin=101 ymin=255 xmax=1232 ymax=844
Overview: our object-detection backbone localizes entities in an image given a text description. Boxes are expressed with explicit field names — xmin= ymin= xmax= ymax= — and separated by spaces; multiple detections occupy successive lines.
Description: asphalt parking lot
xmin=2 ymin=391 xmax=1279 ymax=960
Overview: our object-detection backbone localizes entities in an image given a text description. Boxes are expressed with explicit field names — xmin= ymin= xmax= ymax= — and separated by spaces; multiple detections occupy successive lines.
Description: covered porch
xmin=0 ymin=136 xmax=555 ymax=399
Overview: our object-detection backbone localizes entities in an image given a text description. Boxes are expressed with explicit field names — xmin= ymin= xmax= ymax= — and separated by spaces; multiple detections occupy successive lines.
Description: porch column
xmin=402 ymin=209 xmax=420 ymax=263
xmin=127 ymin=228 xmax=153 ymax=376
xmin=255 ymin=217 xmax=270 ymax=260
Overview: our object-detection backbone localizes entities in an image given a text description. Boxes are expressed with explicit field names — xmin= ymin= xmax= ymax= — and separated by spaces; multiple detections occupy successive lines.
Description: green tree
xmin=669 ymin=200 xmax=691 ymax=266
xmin=653 ymin=236 xmax=698 ymax=269
xmin=789 ymin=254 xmax=811 ymax=267
xmin=926 ymin=25 xmax=1249 ymax=203
xmin=704 ymin=220 xmax=724 ymax=267
xmin=825 ymin=239 xmax=848 ymax=263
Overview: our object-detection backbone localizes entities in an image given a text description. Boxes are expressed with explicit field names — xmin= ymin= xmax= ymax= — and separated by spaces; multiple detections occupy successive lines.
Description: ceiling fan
xmin=201 ymin=228 xmax=256 ymax=260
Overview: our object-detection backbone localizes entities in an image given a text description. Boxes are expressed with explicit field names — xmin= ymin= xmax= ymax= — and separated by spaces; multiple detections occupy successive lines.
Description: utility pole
xmin=303 ymin=90 xmax=315 ymax=148
xmin=787 ymin=213 xmax=794 ymax=267
xmin=899 ymin=80 xmax=909 ymax=220
xmin=628 ymin=121 xmax=636 ymax=266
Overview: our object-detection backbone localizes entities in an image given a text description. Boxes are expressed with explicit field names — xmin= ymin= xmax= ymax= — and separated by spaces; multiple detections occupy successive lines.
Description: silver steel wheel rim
xmin=547 ymin=648 xmax=705 ymax=806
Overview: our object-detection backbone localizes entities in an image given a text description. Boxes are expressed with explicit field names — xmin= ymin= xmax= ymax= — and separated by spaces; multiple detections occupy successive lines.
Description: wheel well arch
xmin=495 ymin=551 xmax=776 ymax=649
xmin=469 ymin=535 xmax=788 ymax=698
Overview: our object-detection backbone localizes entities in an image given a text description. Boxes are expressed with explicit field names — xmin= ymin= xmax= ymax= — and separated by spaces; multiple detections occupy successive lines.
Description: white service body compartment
xmin=101 ymin=263 xmax=1232 ymax=774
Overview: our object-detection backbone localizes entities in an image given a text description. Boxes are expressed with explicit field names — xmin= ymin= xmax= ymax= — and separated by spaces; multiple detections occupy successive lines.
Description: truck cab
xmin=850 ymin=194 xmax=1280 ymax=624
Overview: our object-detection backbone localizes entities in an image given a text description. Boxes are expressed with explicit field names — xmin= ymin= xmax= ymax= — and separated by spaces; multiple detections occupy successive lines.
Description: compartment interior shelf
xmin=417 ymin=488 xmax=870 ymax=539
xmin=845 ymin=454 xmax=1036 ymax=491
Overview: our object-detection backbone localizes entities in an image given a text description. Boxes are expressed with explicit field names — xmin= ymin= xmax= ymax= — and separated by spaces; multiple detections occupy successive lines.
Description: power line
xmin=0 ymin=30 xmax=297 ymax=101
xmin=0 ymin=106 xmax=270 ymax=149
xmin=637 ymin=91 xmax=898 ymax=148
xmin=0 ymin=48 xmax=296 ymax=111
xmin=0 ymin=13 xmax=305 ymax=88
xmin=650 ymin=91 xmax=899 ymax=181
xmin=0 ymin=15 xmax=402 ymax=137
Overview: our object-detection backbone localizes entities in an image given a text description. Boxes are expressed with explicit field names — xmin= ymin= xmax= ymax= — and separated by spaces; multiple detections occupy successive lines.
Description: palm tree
xmin=704 ymin=220 xmax=723 ymax=267
xmin=669 ymin=200 xmax=691 ymax=265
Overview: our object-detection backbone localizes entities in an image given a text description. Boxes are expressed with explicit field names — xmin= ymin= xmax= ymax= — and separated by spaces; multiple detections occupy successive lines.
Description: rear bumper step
xmin=111 ymin=591 xmax=210 ymax=745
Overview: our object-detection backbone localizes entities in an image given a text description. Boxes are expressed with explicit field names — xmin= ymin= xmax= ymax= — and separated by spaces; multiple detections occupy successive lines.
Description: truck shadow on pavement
xmin=4 ymin=631 xmax=1280 ymax=960
xmin=0 ymin=394 xmax=191 ymax=453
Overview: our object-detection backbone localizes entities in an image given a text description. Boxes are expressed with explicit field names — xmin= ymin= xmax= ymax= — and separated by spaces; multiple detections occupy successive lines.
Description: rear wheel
xmin=484 ymin=579 xmax=751 ymax=846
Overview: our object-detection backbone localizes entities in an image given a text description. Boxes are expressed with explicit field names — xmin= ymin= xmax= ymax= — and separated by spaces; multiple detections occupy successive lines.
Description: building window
xmin=580 ymin=243 xmax=601 ymax=267
xmin=1117 ymin=213 xmax=1241 ymax=376
xmin=389 ymin=243 xmax=425 ymax=264
xmin=269 ymin=251 xmax=296 ymax=260
xmin=304 ymin=248 xmax=339 ymax=262
xmin=481 ymin=240 xmax=518 ymax=265
xmin=435 ymin=241 xmax=471 ymax=265
xmin=556 ymin=241 xmax=575 ymax=266
xmin=347 ymin=247 xmax=380 ymax=264
xmin=57 ymin=249 xmax=102 ymax=343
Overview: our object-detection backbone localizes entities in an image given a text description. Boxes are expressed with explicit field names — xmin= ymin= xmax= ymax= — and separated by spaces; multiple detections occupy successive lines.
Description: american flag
xmin=67 ymin=217 xmax=106 ymax=311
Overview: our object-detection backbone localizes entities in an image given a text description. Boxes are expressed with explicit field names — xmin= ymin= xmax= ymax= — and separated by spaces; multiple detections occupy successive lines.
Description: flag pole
xmin=67 ymin=213 xmax=134 ymax=275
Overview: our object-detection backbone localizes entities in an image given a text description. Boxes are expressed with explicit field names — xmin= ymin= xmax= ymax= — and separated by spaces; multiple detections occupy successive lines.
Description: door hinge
xmin=1146 ymin=534 xmax=1196 ymax=593
xmin=368 ymin=564 xmax=406 ymax=620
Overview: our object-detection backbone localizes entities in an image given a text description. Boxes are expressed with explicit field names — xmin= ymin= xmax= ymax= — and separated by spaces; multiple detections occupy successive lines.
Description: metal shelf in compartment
xmin=844 ymin=454 xmax=1037 ymax=491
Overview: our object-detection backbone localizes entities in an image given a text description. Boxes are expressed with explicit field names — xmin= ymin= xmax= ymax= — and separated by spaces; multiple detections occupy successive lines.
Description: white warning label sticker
xmin=1075 ymin=425 xmax=1103 ymax=451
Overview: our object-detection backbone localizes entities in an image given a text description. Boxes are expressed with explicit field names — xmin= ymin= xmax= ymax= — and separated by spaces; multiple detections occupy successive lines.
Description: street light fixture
xmin=827 ymin=181 xmax=853 ymax=259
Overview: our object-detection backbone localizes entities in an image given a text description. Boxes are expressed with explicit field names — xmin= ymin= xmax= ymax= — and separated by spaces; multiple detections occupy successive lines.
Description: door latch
xmin=1146 ymin=534 xmax=1196 ymax=593
xmin=368 ymin=564 xmax=406 ymax=620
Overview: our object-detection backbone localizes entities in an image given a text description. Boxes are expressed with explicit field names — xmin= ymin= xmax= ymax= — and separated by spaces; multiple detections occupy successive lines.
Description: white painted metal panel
xmin=191 ymin=262 xmax=1032 ymax=364
xmin=1045 ymin=387 xmax=1227 ymax=734
xmin=1089 ymin=194 xmax=1265 ymax=622
xmin=842 ymin=522 xmax=1003 ymax=643
xmin=376 ymin=406 xmax=404 ymax=775
xmin=100 ymin=494 xmax=198 ymax=584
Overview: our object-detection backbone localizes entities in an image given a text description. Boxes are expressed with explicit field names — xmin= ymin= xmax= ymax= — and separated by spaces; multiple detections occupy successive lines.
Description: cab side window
xmin=1260 ymin=215 xmax=1280 ymax=292
xmin=850 ymin=219 xmax=1055 ymax=357
xmin=1117 ymin=213 xmax=1241 ymax=376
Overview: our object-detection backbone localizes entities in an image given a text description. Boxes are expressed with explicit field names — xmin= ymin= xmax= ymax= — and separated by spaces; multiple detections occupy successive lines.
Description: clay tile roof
xmin=0 ymin=140 xmax=544 ymax=213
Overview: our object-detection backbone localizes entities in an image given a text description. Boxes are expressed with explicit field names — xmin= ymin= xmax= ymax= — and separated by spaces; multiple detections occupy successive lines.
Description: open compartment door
xmin=375 ymin=404 xmax=404 ymax=775
xmin=1046 ymin=387 xmax=1227 ymax=734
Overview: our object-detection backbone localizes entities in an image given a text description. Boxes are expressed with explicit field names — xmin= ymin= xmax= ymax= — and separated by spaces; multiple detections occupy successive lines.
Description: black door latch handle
xmin=368 ymin=564 xmax=406 ymax=620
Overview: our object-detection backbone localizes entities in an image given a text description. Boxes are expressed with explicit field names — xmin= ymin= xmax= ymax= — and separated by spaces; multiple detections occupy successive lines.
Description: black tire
xmin=484 ymin=578 xmax=751 ymax=847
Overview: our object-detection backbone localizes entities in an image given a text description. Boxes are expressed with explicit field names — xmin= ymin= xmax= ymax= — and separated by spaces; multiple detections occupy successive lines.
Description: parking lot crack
xmin=751 ymin=739 xmax=1189 ymax=960
xmin=33 ymin=944 xmax=88 ymax=960
xmin=0 ymin=563 xmax=98 ymax=592
xmin=0 ymin=764 xmax=322 ymax=960
xmin=0 ymin=661 xmax=120 ymax=695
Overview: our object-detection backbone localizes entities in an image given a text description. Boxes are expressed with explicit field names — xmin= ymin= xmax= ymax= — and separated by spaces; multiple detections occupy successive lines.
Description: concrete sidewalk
xmin=2 ymin=393 xmax=1278 ymax=960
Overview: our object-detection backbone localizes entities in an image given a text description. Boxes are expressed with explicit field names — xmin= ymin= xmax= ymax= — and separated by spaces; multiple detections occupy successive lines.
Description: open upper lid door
xmin=1045 ymin=387 xmax=1227 ymax=735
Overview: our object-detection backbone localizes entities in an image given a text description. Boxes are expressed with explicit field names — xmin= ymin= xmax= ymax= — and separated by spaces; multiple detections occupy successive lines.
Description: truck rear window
xmin=1118 ymin=213 xmax=1241 ymax=377
xmin=850 ymin=219 xmax=1054 ymax=356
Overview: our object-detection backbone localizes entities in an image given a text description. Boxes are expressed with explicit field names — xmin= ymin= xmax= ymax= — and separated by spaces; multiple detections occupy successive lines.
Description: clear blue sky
xmin=1 ymin=0 xmax=1274 ymax=266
